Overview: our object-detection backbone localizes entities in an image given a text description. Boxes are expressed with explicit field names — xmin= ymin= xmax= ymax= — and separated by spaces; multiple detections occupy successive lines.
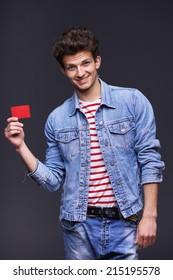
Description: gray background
xmin=0 ymin=0 xmax=172 ymax=259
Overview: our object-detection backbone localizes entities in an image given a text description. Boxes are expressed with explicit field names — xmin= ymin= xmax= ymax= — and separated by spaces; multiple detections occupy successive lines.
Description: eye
xmin=66 ymin=65 xmax=76 ymax=71
xmin=83 ymin=60 xmax=90 ymax=66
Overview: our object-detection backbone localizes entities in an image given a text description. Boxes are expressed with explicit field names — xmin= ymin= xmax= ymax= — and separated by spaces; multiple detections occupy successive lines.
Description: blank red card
xmin=11 ymin=105 xmax=31 ymax=119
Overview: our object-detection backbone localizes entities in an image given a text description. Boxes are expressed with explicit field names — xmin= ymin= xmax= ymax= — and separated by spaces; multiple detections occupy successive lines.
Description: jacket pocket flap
xmin=108 ymin=120 xmax=135 ymax=134
xmin=55 ymin=129 xmax=79 ymax=143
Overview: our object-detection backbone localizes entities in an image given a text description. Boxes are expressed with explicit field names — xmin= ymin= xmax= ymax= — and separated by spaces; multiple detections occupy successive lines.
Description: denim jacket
xmin=30 ymin=79 xmax=165 ymax=220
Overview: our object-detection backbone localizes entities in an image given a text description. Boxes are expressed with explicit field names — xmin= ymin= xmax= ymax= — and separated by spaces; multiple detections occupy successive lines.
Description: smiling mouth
xmin=76 ymin=76 xmax=90 ymax=84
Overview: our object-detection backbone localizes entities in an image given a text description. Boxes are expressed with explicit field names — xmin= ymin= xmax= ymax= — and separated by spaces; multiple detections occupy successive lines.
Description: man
xmin=4 ymin=27 xmax=165 ymax=260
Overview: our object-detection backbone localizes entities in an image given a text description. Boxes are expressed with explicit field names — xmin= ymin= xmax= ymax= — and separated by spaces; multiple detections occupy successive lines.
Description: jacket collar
xmin=69 ymin=79 xmax=116 ymax=117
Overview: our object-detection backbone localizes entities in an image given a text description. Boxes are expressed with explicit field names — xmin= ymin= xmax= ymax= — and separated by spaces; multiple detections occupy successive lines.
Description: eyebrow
xmin=64 ymin=58 xmax=92 ymax=67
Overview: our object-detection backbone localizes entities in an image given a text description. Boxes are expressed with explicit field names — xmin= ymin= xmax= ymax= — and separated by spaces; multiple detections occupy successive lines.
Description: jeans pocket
xmin=123 ymin=218 xmax=138 ymax=228
xmin=61 ymin=219 xmax=80 ymax=231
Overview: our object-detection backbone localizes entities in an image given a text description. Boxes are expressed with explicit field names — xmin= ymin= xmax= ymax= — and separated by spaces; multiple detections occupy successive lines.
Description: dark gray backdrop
xmin=0 ymin=0 xmax=172 ymax=259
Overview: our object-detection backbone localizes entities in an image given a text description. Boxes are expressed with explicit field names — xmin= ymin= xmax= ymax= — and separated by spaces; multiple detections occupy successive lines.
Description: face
xmin=61 ymin=50 xmax=101 ymax=94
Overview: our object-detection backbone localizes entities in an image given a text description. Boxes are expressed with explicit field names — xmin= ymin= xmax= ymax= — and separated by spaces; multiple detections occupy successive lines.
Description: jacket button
xmin=116 ymin=180 xmax=121 ymax=185
xmin=105 ymin=140 xmax=109 ymax=146
xmin=110 ymin=161 xmax=114 ymax=166
xmin=99 ymin=121 xmax=103 ymax=126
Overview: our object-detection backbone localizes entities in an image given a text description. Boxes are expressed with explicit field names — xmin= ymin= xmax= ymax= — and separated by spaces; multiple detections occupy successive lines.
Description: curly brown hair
xmin=52 ymin=27 xmax=99 ymax=68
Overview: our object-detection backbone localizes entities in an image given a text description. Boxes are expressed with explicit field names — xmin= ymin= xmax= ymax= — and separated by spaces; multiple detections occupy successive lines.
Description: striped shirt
xmin=79 ymin=98 xmax=117 ymax=207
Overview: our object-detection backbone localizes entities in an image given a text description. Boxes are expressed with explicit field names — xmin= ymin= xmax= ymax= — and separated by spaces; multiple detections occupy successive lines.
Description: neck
xmin=76 ymin=78 xmax=101 ymax=102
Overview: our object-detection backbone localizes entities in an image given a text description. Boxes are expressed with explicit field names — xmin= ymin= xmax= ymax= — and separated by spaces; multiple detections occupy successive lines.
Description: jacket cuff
xmin=141 ymin=171 xmax=163 ymax=185
xmin=28 ymin=160 xmax=46 ymax=185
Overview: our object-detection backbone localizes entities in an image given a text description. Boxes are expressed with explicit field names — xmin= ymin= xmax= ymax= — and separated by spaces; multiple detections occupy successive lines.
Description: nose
xmin=76 ymin=66 xmax=85 ymax=77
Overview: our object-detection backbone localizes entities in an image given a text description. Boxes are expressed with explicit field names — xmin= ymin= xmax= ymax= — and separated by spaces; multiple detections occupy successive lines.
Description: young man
xmin=4 ymin=27 xmax=165 ymax=260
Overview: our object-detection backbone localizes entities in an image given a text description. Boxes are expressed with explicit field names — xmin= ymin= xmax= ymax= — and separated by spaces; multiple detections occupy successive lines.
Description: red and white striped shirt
xmin=79 ymin=98 xmax=117 ymax=207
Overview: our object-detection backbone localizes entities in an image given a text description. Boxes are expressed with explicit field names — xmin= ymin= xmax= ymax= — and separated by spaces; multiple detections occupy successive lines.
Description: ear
xmin=95 ymin=56 xmax=101 ymax=70
xmin=60 ymin=67 xmax=66 ymax=76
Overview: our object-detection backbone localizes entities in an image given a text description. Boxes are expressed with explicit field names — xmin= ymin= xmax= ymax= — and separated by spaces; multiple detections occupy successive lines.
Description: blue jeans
xmin=61 ymin=217 xmax=138 ymax=260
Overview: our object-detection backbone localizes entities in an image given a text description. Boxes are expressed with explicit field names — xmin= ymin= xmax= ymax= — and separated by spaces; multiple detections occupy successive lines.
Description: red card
xmin=11 ymin=105 xmax=31 ymax=119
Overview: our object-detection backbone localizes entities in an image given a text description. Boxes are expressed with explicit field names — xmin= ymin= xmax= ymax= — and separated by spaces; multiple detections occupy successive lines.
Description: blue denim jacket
xmin=30 ymin=79 xmax=164 ymax=220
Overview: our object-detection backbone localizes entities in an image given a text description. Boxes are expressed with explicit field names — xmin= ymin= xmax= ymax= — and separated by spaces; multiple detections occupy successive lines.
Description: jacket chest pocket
xmin=55 ymin=129 xmax=80 ymax=161
xmin=108 ymin=119 xmax=135 ymax=149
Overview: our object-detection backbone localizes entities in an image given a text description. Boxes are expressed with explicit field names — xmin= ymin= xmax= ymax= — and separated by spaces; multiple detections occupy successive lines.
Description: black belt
xmin=87 ymin=206 xmax=121 ymax=219
xmin=87 ymin=206 xmax=138 ymax=221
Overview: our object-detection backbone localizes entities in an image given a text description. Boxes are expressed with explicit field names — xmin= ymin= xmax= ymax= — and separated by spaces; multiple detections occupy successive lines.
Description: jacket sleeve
xmin=29 ymin=113 xmax=65 ymax=192
xmin=133 ymin=89 xmax=165 ymax=185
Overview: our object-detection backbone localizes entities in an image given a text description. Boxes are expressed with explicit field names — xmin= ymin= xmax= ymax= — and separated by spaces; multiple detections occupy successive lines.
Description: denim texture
xmin=29 ymin=79 xmax=165 ymax=220
xmin=61 ymin=217 xmax=138 ymax=260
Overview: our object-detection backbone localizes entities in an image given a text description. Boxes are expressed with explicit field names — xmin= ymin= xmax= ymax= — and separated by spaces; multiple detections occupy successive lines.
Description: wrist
xmin=15 ymin=141 xmax=26 ymax=154
xmin=142 ymin=211 xmax=157 ymax=220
